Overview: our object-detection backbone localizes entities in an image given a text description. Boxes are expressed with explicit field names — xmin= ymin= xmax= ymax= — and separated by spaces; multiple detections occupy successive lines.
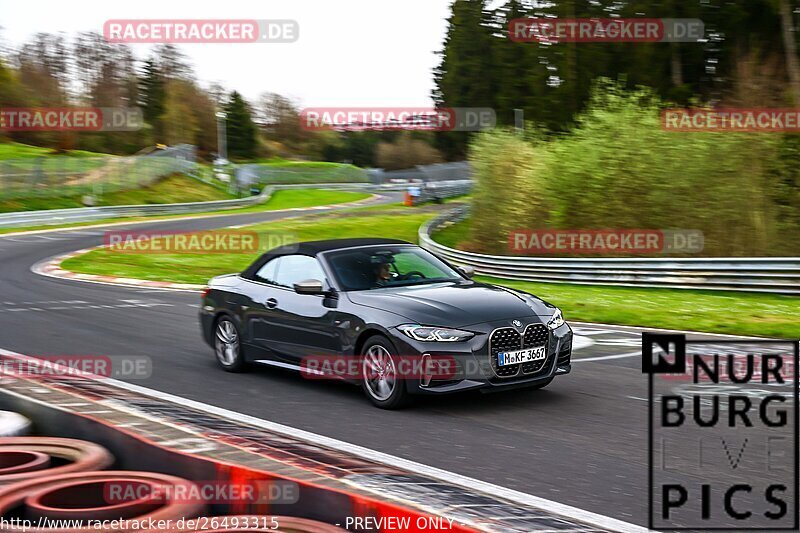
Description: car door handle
xmin=265 ymin=298 xmax=278 ymax=309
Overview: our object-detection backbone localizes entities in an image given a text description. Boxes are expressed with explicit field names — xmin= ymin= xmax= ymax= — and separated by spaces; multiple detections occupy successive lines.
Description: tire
xmin=213 ymin=316 xmax=247 ymax=372
xmin=360 ymin=335 xmax=410 ymax=409
xmin=0 ymin=471 xmax=205 ymax=527
xmin=0 ymin=438 xmax=114 ymax=485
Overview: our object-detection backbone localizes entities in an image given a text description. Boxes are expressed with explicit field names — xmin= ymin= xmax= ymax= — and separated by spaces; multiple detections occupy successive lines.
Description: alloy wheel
xmin=215 ymin=319 xmax=239 ymax=366
xmin=362 ymin=344 xmax=397 ymax=401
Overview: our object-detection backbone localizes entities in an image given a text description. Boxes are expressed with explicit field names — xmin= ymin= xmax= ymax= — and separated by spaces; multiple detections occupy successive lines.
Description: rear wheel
xmin=360 ymin=336 xmax=410 ymax=409
xmin=214 ymin=317 xmax=247 ymax=372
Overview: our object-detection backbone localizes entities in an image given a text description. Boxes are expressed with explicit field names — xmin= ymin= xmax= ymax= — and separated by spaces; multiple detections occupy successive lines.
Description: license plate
xmin=497 ymin=346 xmax=546 ymax=366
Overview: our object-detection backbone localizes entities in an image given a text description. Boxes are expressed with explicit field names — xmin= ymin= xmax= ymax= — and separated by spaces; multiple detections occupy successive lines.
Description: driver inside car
xmin=372 ymin=258 xmax=394 ymax=287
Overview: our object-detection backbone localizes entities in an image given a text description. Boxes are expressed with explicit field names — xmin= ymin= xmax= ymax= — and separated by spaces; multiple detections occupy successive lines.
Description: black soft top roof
xmin=241 ymin=238 xmax=412 ymax=279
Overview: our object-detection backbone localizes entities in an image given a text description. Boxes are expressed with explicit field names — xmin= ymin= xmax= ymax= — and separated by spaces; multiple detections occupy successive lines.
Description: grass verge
xmin=61 ymin=210 xmax=432 ymax=285
xmin=0 ymin=189 xmax=371 ymax=235
xmin=480 ymin=277 xmax=799 ymax=339
xmin=0 ymin=174 xmax=233 ymax=213
xmin=433 ymin=218 xmax=471 ymax=249
xmin=60 ymin=209 xmax=800 ymax=338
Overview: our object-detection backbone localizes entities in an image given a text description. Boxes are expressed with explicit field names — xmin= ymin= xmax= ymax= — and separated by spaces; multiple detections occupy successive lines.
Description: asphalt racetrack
xmin=0 ymin=197 xmax=777 ymax=528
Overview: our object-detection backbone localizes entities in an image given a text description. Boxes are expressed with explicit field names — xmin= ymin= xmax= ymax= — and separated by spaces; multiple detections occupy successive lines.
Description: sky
xmin=0 ymin=0 xmax=456 ymax=107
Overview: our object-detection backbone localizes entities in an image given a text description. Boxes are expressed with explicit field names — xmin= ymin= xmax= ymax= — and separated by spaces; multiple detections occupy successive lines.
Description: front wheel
xmin=214 ymin=316 xmax=248 ymax=372
xmin=360 ymin=336 xmax=410 ymax=409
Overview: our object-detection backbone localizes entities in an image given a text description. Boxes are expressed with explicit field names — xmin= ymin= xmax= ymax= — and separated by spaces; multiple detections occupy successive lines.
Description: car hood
xmin=346 ymin=281 xmax=556 ymax=328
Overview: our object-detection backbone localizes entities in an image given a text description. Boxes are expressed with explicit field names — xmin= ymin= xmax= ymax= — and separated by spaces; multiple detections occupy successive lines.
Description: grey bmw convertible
xmin=200 ymin=238 xmax=572 ymax=408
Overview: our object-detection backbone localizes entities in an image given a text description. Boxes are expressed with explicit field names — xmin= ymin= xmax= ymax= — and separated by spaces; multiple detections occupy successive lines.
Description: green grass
xmin=99 ymin=174 xmax=234 ymax=205
xmin=0 ymin=142 xmax=106 ymax=160
xmin=61 ymin=211 xmax=433 ymax=285
xmin=242 ymin=189 xmax=369 ymax=211
xmin=478 ymin=277 xmax=800 ymax=340
xmin=0 ymin=189 xmax=371 ymax=235
xmin=60 ymin=208 xmax=800 ymax=338
xmin=0 ymin=142 xmax=110 ymax=173
xmin=433 ymin=218 xmax=471 ymax=249
xmin=0 ymin=174 xmax=233 ymax=213
xmin=245 ymin=160 xmax=368 ymax=184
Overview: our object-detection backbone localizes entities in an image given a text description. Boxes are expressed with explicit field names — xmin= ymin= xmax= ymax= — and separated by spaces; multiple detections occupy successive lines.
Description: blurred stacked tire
xmin=0 ymin=412 xmax=31 ymax=437
xmin=0 ymin=436 xmax=343 ymax=531
xmin=153 ymin=516 xmax=343 ymax=532
xmin=0 ymin=438 xmax=113 ymax=486
xmin=0 ymin=471 xmax=206 ymax=532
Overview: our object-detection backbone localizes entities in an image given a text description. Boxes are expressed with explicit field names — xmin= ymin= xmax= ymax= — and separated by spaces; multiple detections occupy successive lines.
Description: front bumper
xmin=386 ymin=318 xmax=573 ymax=395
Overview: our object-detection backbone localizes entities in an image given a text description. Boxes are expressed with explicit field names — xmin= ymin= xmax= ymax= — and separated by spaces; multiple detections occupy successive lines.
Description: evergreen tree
xmin=223 ymin=91 xmax=257 ymax=160
xmin=433 ymin=0 xmax=497 ymax=158
xmin=140 ymin=59 xmax=166 ymax=142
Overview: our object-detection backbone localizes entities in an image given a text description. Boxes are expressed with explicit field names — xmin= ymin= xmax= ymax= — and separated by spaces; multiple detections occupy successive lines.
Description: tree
xmin=375 ymin=133 xmax=444 ymax=170
xmin=433 ymin=0 xmax=497 ymax=158
xmin=257 ymin=92 xmax=307 ymax=149
xmin=139 ymin=59 xmax=166 ymax=142
xmin=152 ymin=44 xmax=193 ymax=80
xmin=778 ymin=0 xmax=800 ymax=104
xmin=223 ymin=91 xmax=257 ymax=160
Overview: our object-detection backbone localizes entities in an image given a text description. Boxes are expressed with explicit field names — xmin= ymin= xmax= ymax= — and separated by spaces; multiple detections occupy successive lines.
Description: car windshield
xmin=325 ymin=246 xmax=463 ymax=291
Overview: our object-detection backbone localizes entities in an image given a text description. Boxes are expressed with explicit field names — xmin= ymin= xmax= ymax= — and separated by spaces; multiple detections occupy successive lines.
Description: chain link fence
xmin=0 ymin=145 xmax=197 ymax=201
xmin=234 ymin=163 xmax=369 ymax=189
xmin=0 ymin=146 xmax=470 ymax=207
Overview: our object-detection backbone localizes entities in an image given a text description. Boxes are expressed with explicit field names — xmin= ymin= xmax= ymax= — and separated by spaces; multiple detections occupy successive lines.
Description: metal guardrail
xmin=415 ymin=180 xmax=473 ymax=205
xmin=367 ymin=161 xmax=472 ymax=185
xmin=0 ymin=187 xmax=274 ymax=228
xmin=0 ymin=179 xmax=474 ymax=229
xmin=419 ymin=206 xmax=800 ymax=294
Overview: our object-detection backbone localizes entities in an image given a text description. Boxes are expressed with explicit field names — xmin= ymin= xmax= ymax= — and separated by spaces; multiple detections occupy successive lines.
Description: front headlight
xmin=547 ymin=308 xmax=565 ymax=330
xmin=397 ymin=324 xmax=475 ymax=342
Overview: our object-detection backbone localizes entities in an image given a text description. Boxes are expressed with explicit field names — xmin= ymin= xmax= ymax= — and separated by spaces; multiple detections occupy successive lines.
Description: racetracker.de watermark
xmin=104 ymin=480 xmax=299 ymax=505
xmin=0 ymin=107 xmax=142 ymax=132
xmin=104 ymin=230 xmax=296 ymax=254
xmin=0 ymin=355 xmax=152 ymax=380
xmin=663 ymin=108 xmax=800 ymax=132
xmin=104 ymin=19 xmax=298 ymax=43
xmin=301 ymin=354 xmax=464 ymax=381
xmin=510 ymin=18 xmax=704 ymax=43
xmin=298 ymin=107 xmax=496 ymax=132
xmin=509 ymin=229 xmax=704 ymax=255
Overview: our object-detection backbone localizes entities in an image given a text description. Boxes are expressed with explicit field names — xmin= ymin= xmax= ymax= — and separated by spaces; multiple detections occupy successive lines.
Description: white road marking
xmin=0 ymin=347 xmax=648 ymax=533
xmin=570 ymin=321 xmax=765 ymax=339
xmin=0 ymin=301 xmax=172 ymax=314
xmin=626 ymin=396 xmax=649 ymax=402
xmin=573 ymin=350 xmax=641 ymax=363
xmin=571 ymin=335 xmax=594 ymax=351
xmin=31 ymin=257 xmax=201 ymax=294
xmin=14 ymin=300 xmax=88 ymax=305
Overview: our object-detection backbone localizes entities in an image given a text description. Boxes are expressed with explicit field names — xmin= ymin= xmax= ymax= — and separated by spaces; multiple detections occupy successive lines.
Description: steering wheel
xmin=398 ymin=271 xmax=427 ymax=281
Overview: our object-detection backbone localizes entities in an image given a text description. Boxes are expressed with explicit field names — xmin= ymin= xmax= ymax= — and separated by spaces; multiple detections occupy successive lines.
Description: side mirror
xmin=458 ymin=265 xmax=475 ymax=278
xmin=293 ymin=279 xmax=326 ymax=295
